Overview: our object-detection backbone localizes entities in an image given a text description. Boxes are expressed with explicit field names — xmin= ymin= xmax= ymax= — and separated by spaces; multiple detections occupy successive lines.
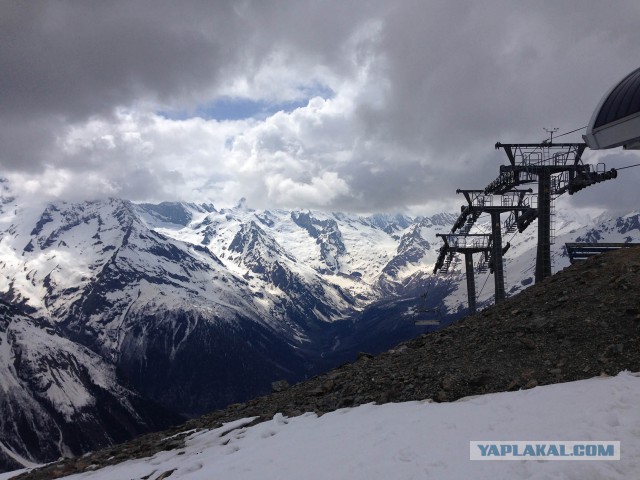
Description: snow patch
xmin=42 ymin=372 xmax=640 ymax=480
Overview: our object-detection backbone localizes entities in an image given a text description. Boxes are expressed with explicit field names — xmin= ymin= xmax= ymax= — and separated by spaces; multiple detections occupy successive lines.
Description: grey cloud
xmin=2 ymin=0 xmax=640 ymax=215
xmin=0 ymin=1 xmax=241 ymax=173
xmin=0 ymin=0 xmax=372 ymax=173
xmin=0 ymin=115 xmax=61 ymax=169
xmin=0 ymin=1 xmax=240 ymax=121
xmin=0 ymin=0 xmax=381 ymax=123
xmin=372 ymin=0 xmax=640 ymax=154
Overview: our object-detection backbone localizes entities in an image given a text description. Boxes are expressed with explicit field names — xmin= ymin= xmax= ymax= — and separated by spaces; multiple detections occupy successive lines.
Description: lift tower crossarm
xmin=495 ymin=142 xmax=587 ymax=150
xmin=437 ymin=233 xmax=492 ymax=253
xmin=456 ymin=188 xmax=533 ymax=207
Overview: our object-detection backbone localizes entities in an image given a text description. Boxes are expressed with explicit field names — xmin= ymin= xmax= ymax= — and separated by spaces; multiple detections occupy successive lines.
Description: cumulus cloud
xmin=1 ymin=0 xmax=639 ymax=214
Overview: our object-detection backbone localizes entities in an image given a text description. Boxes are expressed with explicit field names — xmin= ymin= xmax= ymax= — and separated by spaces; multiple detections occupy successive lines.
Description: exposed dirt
xmin=15 ymin=247 xmax=640 ymax=479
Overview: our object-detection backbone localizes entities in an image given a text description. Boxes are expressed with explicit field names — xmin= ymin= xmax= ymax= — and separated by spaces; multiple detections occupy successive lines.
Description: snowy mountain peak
xmin=228 ymin=220 xmax=295 ymax=269
xmin=234 ymin=197 xmax=252 ymax=211
xmin=573 ymin=212 xmax=640 ymax=244
xmin=137 ymin=201 xmax=216 ymax=228
xmin=366 ymin=213 xmax=414 ymax=234
xmin=138 ymin=202 xmax=194 ymax=226
xmin=423 ymin=212 xmax=459 ymax=227
xmin=290 ymin=211 xmax=346 ymax=273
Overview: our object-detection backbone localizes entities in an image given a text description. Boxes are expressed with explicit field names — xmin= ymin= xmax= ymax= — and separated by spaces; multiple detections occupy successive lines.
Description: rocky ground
xmin=14 ymin=247 xmax=640 ymax=479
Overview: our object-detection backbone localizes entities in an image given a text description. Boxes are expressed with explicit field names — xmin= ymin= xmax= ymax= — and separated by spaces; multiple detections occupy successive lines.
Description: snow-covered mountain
xmin=1 ymin=178 xmax=639 ymax=471
xmin=0 ymin=299 xmax=178 ymax=472
xmin=0 ymin=193 xmax=459 ymax=418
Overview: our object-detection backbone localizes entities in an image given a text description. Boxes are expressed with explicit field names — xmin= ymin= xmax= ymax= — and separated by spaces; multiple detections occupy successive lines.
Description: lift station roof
xmin=584 ymin=66 xmax=640 ymax=150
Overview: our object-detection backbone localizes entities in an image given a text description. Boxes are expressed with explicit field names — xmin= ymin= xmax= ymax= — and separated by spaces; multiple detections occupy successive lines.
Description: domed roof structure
xmin=584 ymin=66 xmax=640 ymax=150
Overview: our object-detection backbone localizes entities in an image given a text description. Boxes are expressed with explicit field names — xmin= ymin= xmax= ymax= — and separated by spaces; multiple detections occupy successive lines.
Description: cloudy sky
xmin=2 ymin=0 xmax=640 ymax=215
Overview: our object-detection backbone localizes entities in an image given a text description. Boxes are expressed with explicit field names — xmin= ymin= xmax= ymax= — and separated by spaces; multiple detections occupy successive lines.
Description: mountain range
xmin=0 ymin=179 xmax=639 ymax=471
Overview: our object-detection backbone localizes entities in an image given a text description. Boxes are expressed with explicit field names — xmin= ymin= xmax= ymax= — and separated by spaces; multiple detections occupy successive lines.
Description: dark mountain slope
xmin=0 ymin=301 xmax=181 ymax=474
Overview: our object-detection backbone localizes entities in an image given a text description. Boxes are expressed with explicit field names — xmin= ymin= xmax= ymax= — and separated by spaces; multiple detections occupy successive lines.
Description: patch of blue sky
xmin=159 ymin=84 xmax=334 ymax=121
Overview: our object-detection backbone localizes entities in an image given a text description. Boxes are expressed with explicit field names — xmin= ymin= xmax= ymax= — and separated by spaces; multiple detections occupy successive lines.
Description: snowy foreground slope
xmin=7 ymin=372 xmax=637 ymax=480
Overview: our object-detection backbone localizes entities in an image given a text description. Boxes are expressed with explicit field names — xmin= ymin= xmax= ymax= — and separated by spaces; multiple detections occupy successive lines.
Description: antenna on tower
xmin=543 ymin=127 xmax=559 ymax=144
